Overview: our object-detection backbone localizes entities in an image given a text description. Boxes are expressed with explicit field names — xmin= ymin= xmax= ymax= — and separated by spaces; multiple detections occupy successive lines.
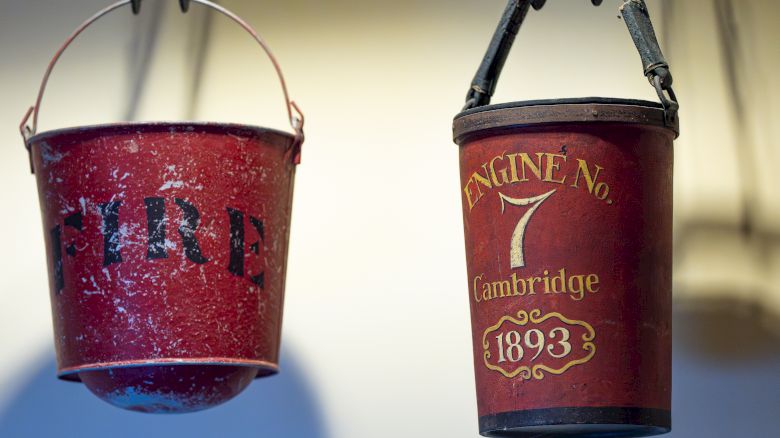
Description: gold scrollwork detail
xmin=481 ymin=309 xmax=596 ymax=380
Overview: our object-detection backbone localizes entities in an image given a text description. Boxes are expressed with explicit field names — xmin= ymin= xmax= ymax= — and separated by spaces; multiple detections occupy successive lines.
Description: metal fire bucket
xmin=20 ymin=0 xmax=304 ymax=413
xmin=453 ymin=1 xmax=678 ymax=436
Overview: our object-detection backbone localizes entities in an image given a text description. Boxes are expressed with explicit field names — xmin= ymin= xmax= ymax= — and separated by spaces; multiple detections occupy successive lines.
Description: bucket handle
xmin=462 ymin=0 xmax=678 ymax=127
xmin=20 ymin=0 xmax=304 ymax=173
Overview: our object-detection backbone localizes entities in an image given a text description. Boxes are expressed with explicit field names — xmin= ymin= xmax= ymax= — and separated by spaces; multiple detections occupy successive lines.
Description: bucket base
xmin=479 ymin=407 xmax=670 ymax=437
xmin=79 ymin=365 xmax=262 ymax=413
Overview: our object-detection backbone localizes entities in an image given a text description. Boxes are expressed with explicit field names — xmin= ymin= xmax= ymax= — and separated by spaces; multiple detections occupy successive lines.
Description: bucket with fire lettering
xmin=453 ymin=1 xmax=678 ymax=436
xmin=20 ymin=0 xmax=303 ymax=413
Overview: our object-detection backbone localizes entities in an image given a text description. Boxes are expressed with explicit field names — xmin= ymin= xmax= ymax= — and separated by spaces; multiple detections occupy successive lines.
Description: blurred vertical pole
xmin=666 ymin=0 xmax=780 ymax=337
xmin=723 ymin=0 xmax=780 ymax=333
xmin=130 ymin=0 xmax=214 ymax=121
xmin=124 ymin=0 xmax=164 ymax=120
xmin=184 ymin=0 xmax=214 ymax=119
xmin=713 ymin=0 xmax=757 ymax=231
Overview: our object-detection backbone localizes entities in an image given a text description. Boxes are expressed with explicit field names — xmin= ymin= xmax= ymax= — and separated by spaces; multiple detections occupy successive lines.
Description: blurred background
xmin=0 ymin=0 xmax=778 ymax=436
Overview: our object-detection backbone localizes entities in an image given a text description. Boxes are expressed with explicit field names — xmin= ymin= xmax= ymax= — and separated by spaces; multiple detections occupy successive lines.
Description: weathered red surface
xmin=29 ymin=122 xmax=297 ymax=412
xmin=79 ymin=365 xmax=259 ymax=413
xmin=457 ymin=122 xmax=673 ymax=431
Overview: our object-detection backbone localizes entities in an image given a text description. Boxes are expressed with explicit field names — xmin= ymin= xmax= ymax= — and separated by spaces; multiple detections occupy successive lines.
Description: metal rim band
xmin=27 ymin=121 xmax=297 ymax=152
xmin=479 ymin=406 xmax=671 ymax=437
xmin=453 ymin=98 xmax=679 ymax=145
xmin=57 ymin=357 xmax=280 ymax=382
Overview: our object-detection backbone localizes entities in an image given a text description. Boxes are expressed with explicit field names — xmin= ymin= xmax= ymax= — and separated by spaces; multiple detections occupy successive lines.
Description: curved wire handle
xmin=20 ymin=0 xmax=304 ymax=172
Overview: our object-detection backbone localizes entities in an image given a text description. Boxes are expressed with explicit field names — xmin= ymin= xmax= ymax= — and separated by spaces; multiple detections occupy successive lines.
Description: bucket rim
xmin=453 ymin=97 xmax=679 ymax=145
xmin=57 ymin=357 xmax=280 ymax=382
xmin=455 ymin=97 xmax=663 ymax=118
xmin=27 ymin=121 xmax=296 ymax=148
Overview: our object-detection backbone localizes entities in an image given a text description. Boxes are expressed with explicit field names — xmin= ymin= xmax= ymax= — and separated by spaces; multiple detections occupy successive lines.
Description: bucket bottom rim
xmin=57 ymin=357 xmax=279 ymax=382
xmin=481 ymin=424 xmax=669 ymax=438
xmin=479 ymin=406 xmax=670 ymax=437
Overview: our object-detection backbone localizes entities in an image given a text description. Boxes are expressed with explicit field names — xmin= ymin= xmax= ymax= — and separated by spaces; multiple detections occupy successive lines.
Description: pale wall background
xmin=1 ymin=1 xmax=778 ymax=437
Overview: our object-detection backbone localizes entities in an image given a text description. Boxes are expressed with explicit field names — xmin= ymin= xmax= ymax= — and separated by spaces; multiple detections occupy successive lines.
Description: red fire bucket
xmin=453 ymin=1 xmax=678 ymax=436
xmin=20 ymin=0 xmax=304 ymax=413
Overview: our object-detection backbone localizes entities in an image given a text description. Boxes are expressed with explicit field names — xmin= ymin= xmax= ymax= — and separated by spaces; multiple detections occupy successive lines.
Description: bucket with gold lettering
xmin=453 ymin=1 xmax=678 ymax=436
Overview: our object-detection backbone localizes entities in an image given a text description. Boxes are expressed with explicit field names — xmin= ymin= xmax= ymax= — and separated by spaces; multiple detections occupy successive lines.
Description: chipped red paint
xmin=28 ymin=122 xmax=298 ymax=413
xmin=454 ymin=100 xmax=676 ymax=436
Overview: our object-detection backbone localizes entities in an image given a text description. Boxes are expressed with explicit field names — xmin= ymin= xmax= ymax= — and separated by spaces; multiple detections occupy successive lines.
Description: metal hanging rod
xmin=132 ymin=0 xmax=191 ymax=15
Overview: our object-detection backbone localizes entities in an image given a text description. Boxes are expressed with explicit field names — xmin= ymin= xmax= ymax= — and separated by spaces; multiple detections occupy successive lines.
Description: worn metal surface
xmin=454 ymin=100 xmax=674 ymax=437
xmin=19 ymin=0 xmax=304 ymax=414
xmin=29 ymin=122 xmax=297 ymax=412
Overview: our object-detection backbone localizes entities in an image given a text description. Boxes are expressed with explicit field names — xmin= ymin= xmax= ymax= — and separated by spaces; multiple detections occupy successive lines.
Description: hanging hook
xmin=132 ymin=0 xmax=191 ymax=15
xmin=531 ymin=0 xmax=602 ymax=12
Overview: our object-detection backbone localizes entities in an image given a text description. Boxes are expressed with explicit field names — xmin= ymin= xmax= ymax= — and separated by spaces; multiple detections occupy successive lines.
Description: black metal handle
xmin=463 ymin=1 xmax=532 ymax=111
xmin=463 ymin=0 xmax=678 ymax=125
xmin=620 ymin=0 xmax=678 ymax=124
xmin=132 ymin=0 xmax=190 ymax=14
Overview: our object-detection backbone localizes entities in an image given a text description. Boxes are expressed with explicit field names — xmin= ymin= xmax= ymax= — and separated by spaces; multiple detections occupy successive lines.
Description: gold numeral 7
xmin=498 ymin=189 xmax=556 ymax=268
